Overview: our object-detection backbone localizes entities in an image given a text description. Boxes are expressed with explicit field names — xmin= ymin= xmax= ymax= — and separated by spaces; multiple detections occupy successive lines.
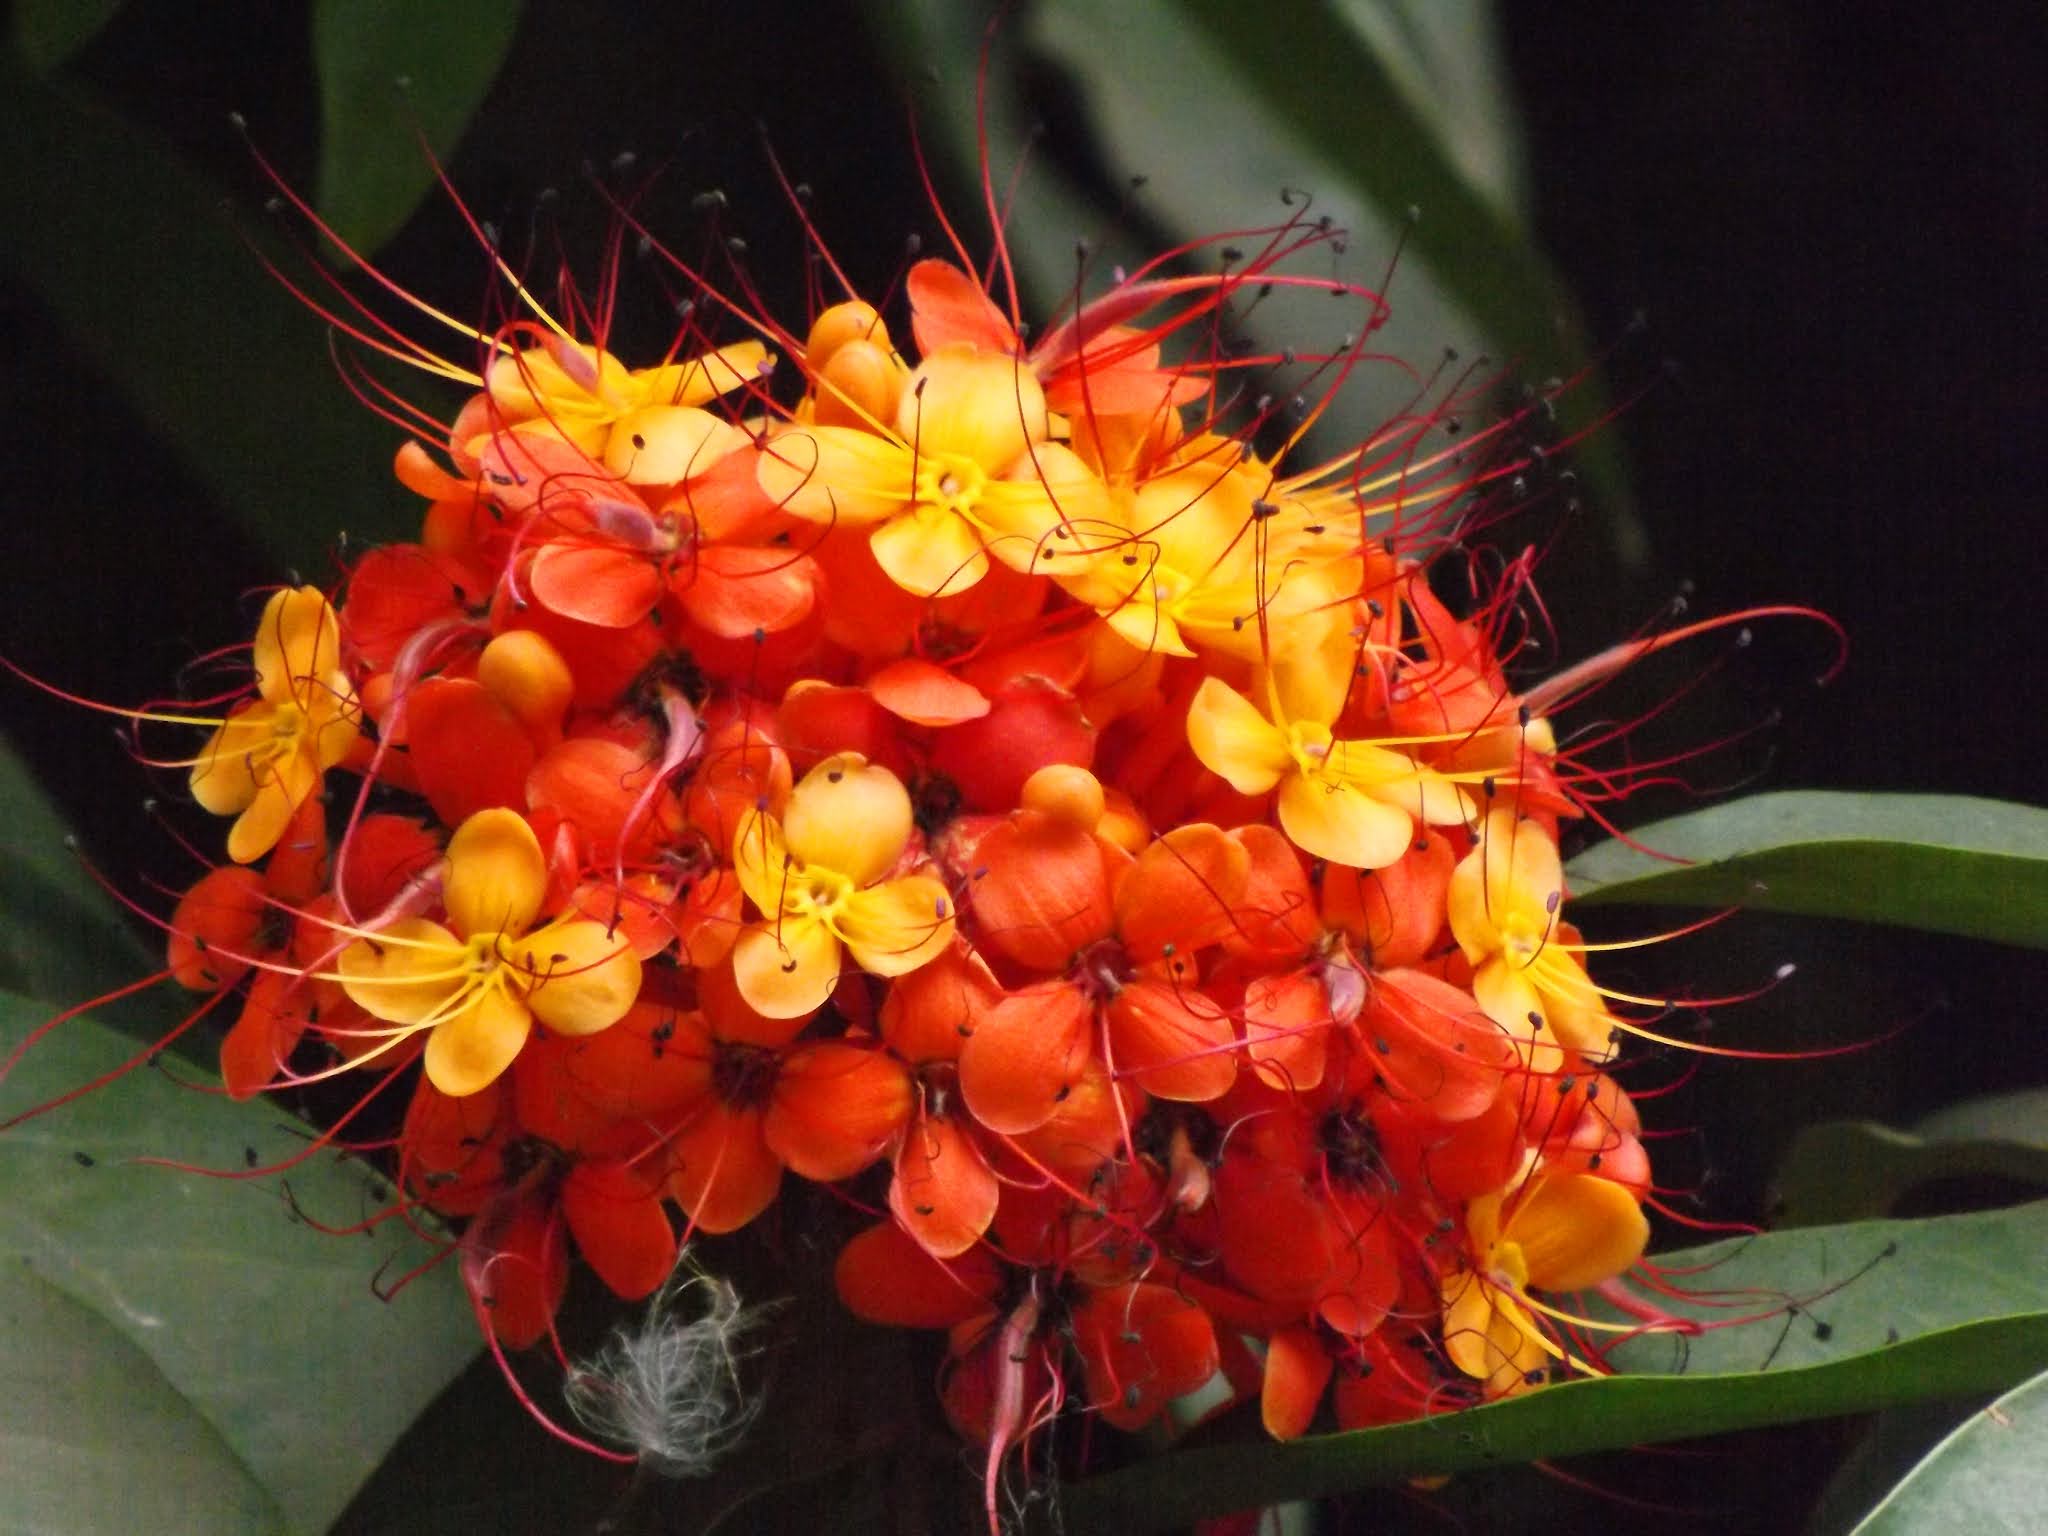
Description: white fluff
xmin=564 ymin=1260 xmax=770 ymax=1476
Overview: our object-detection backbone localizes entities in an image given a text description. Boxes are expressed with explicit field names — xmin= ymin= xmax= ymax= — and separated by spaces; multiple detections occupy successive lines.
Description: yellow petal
xmin=636 ymin=340 xmax=770 ymax=407
xmin=894 ymin=344 xmax=1047 ymax=469
xmin=443 ymin=808 xmax=546 ymax=940
xmin=1185 ymin=677 xmax=1290 ymax=794
xmin=783 ymin=755 xmax=912 ymax=886
xmin=225 ymin=747 xmax=320 ymax=865
xmin=731 ymin=806 xmax=794 ymax=917
xmin=251 ymin=587 xmax=342 ymax=710
xmin=755 ymin=425 xmax=912 ymax=526
xmin=1277 ymin=772 xmax=1415 ymax=869
xmin=731 ymin=917 xmax=841 ymax=1019
xmin=838 ymin=875 xmax=955 ymax=978
xmin=188 ymin=707 xmax=265 ymax=816
xmin=424 ymin=982 xmax=532 ymax=1097
xmin=1442 ymin=1271 xmax=1546 ymax=1394
xmin=337 ymin=918 xmax=467 ymax=1025
xmin=1507 ymin=1174 xmax=1649 ymax=1293
xmin=517 ymin=920 xmax=643 ymax=1037
xmin=869 ymin=505 xmax=990 ymax=597
xmin=602 ymin=404 xmax=749 ymax=484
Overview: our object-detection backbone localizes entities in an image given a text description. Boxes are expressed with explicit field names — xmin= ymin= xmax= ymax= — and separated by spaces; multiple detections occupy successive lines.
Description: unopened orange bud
xmin=478 ymin=629 xmax=572 ymax=739
xmin=806 ymin=300 xmax=889 ymax=371
xmin=1020 ymin=763 xmax=1105 ymax=829
xmin=813 ymin=338 xmax=905 ymax=430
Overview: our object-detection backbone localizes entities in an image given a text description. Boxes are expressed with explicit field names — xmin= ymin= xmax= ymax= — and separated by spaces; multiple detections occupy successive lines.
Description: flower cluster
xmin=148 ymin=193 xmax=1694 ymax=1492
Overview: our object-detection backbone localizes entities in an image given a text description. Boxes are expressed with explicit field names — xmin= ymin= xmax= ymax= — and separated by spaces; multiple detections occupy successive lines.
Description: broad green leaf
xmin=0 ymin=40 xmax=414 ymax=569
xmin=0 ymin=731 xmax=152 ymax=1007
xmin=1566 ymin=792 xmax=2048 ymax=948
xmin=1773 ymin=1113 xmax=2048 ymax=1228
xmin=1848 ymin=1367 xmax=2048 ymax=1534
xmin=0 ymin=1266 xmax=286 ymax=1535
xmin=312 ymin=0 xmax=524 ymax=258
xmin=0 ymin=994 xmax=479 ymax=1535
xmin=12 ymin=0 xmax=122 ymax=72
xmin=1057 ymin=1202 xmax=2048 ymax=1531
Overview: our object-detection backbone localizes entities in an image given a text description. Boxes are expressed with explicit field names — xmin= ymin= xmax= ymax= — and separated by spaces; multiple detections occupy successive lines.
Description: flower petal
xmin=517 ymin=919 xmax=642 ymax=1037
xmin=444 ymin=807 xmax=547 ymax=940
xmin=838 ymin=874 xmax=956 ymax=978
xmin=731 ymin=916 xmax=842 ymax=1019
xmin=338 ymin=917 xmax=466 ymax=1025
xmin=1277 ymin=772 xmax=1415 ymax=870
xmin=890 ymin=1114 xmax=998 ymax=1258
xmin=424 ymin=982 xmax=532 ymax=1097
xmin=1185 ymin=677 xmax=1291 ymax=796
xmin=251 ymin=586 xmax=342 ymax=708
xmin=765 ymin=1043 xmax=913 ymax=1181
xmin=782 ymin=755 xmax=912 ymax=885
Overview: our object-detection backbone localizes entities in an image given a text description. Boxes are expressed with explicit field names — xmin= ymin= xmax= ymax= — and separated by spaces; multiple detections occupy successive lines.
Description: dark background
xmin=0 ymin=3 xmax=2040 ymax=1531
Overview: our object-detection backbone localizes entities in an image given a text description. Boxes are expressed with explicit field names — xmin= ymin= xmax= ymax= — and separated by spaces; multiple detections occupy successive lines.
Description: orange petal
xmin=528 ymin=542 xmax=663 ymax=628
xmin=890 ymin=1114 xmax=999 ymax=1258
xmin=406 ymin=677 xmax=536 ymax=829
xmin=1261 ymin=1325 xmax=1334 ymax=1440
xmin=764 ymin=1043 xmax=913 ymax=1181
xmin=1105 ymin=976 xmax=1238 ymax=1102
xmin=562 ymin=1160 xmax=678 ymax=1300
xmin=958 ymin=982 xmax=1094 ymax=1135
xmin=905 ymin=260 xmax=1019 ymax=359
xmin=167 ymin=866 xmax=267 ymax=990
xmin=675 ymin=544 xmax=820 ymax=639
xmin=1114 ymin=823 xmax=1250 ymax=963
xmin=834 ymin=1219 xmax=1001 ymax=1328
xmin=667 ymin=1103 xmax=783 ymax=1234
xmin=1072 ymin=1282 xmax=1218 ymax=1431
xmin=867 ymin=657 xmax=991 ymax=727
xmin=967 ymin=812 xmax=1116 ymax=971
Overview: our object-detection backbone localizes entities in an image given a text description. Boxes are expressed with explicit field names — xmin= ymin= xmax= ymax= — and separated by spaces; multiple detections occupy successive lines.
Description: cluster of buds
xmin=144 ymin=184 xmax=1708 ymax=1497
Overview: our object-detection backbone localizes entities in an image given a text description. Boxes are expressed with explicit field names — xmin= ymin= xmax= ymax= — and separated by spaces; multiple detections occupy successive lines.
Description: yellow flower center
xmin=786 ymin=863 xmax=855 ymax=927
xmin=1288 ymin=718 xmax=1335 ymax=774
xmin=918 ymin=453 xmax=988 ymax=519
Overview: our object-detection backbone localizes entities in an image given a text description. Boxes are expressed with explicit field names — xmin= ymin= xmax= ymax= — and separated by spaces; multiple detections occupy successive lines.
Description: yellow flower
xmin=188 ymin=586 xmax=361 ymax=864
xmin=730 ymin=754 xmax=955 ymax=1017
xmin=1185 ymin=644 xmax=1471 ymax=869
xmin=1448 ymin=809 xmax=1620 ymax=1060
xmin=482 ymin=336 xmax=768 ymax=457
xmin=338 ymin=808 xmax=642 ymax=1096
xmin=1442 ymin=1167 xmax=1649 ymax=1399
xmin=756 ymin=344 xmax=1108 ymax=597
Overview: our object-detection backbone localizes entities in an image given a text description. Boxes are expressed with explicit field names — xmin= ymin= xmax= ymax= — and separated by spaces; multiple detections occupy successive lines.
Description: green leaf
xmin=1848 ymin=1367 xmax=2048 ymax=1534
xmin=0 ymin=994 xmax=479 ymax=1535
xmin=1057 ymin=1202 xmax=2048 ymax=1531
xmin=12 ymin=0 xmax=122 ymax=72
xmin=0 ymin=731 xmax=153 ymax=1008
xmin=312 ymin=0 xmax=525 ymax=259
xmin=0 ymin=40 xmax=414 ymax=569
xmin=1566 ymin=792 xmax=2048 ymax=948
xmin=1773 ymin=1111 xmax=2048 ymax=1228
xmin=0 ymin=1266 xmax=287 ymax=1534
